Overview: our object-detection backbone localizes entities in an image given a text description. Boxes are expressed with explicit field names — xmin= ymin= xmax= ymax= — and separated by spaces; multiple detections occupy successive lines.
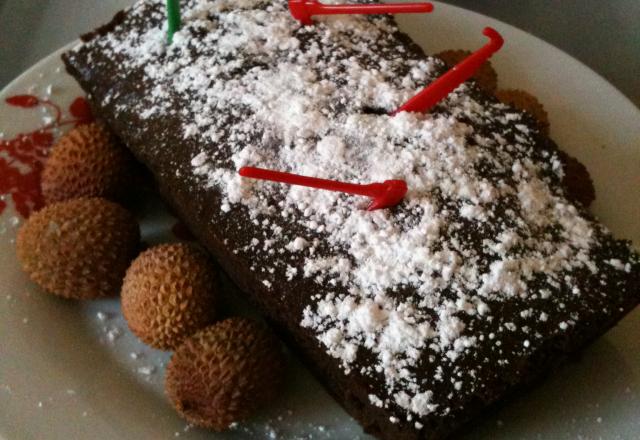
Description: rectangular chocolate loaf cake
xmin=63 ymin=1 xmax=639 ymax=438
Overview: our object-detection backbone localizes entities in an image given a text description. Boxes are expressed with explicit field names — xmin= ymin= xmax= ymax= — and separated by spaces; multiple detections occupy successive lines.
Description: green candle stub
xmin=166 ymin=0 xmax=181 ymax=44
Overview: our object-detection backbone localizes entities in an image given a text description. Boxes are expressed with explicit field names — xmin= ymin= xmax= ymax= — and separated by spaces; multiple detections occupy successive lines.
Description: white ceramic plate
xmin=1 ymin=3 xmax=639 ymax=439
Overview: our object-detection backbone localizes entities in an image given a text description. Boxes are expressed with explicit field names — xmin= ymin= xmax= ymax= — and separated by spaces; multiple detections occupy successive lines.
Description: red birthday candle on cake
xmin=239 ymin=166 xmax=407 ymax=211
xmin=393 ymin=27 xmax=504 ymax=115
xmin=289 ymin=0 xmax=434 ymax=26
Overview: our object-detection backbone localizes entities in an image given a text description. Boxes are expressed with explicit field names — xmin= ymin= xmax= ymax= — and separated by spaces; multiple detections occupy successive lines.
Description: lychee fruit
xmin=16 ymin=197 xmax=140 ymax=299
xmin=165 ymin=318 xmax=285 ymax=430
xmin=41 ymin=122 xmax=137 ymax=204
xmin=121 ymin=243 xmax=218 ymax=350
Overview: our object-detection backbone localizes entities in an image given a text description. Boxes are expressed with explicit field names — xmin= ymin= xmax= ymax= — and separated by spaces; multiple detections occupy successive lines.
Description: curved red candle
xmin=289 ymin=0 xmax=434 ymax=26
xmin=392 ymin=27 xmax=504 ymax=115
xmin=239 ymin=166 xmax=407 ymax=211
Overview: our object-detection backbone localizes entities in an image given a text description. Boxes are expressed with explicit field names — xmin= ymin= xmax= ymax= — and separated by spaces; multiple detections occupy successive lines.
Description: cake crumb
xmin=137 ymin=365 xmax=156 ymax=376
xmin=106 ymin=327 xmax=121 ymax=342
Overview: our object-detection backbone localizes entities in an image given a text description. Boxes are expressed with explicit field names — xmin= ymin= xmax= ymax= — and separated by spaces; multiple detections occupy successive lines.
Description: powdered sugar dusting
xmin=69 ymin=0 xmax=639 ymax=426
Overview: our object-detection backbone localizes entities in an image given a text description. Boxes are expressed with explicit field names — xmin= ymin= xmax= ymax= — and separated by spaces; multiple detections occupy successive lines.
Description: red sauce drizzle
xmin=0 ymin=95 xmax=94 ymax=218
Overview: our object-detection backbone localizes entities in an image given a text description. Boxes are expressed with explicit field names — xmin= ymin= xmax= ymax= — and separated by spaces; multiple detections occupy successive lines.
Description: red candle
xmin=289 ymin=0 xmax=434 ymax=26
xmin=392 ymin=27 xmax=504 ymax=115
xmin=239 ymin=166 xmax=407 ymax=211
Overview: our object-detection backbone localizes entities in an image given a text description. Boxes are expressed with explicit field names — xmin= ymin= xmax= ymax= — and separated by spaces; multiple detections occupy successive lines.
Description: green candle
xmin=166 ymin=0 xmax=181 ymax=44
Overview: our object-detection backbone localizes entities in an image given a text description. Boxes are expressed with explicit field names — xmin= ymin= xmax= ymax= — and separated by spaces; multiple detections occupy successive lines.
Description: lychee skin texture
xmin=495 ymin=89 xmax=550 ymax=135
xmin=121 ymin=243 xmax=218 ymax=350
xmin=16 ymin=197 xmax=140 ymax=299
xmin=435 ymin=49 xmax=498 ymax=93
xmin=41 ymin=122 xmax=137 ymax=204
xmin=165 ymin=318 xmax=285 ymax=431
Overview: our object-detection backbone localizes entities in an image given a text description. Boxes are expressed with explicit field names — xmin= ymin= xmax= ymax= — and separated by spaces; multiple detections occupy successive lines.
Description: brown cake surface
xmin=63 ymin=1 xmax=639 ymax=438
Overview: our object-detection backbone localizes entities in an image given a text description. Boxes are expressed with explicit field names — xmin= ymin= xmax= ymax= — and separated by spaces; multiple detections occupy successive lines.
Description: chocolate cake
xmin=62 ymin=1 xmax=639 ymax=438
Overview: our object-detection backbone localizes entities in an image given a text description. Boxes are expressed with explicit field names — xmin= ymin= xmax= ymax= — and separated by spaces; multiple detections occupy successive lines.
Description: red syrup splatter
xmin=0 ymin=95 xmax=94 ymax=218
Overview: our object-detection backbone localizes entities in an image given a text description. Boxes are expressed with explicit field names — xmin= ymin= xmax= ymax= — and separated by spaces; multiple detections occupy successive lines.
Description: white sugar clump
xmin=285 ymin=237 xmax=309 ymax=252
